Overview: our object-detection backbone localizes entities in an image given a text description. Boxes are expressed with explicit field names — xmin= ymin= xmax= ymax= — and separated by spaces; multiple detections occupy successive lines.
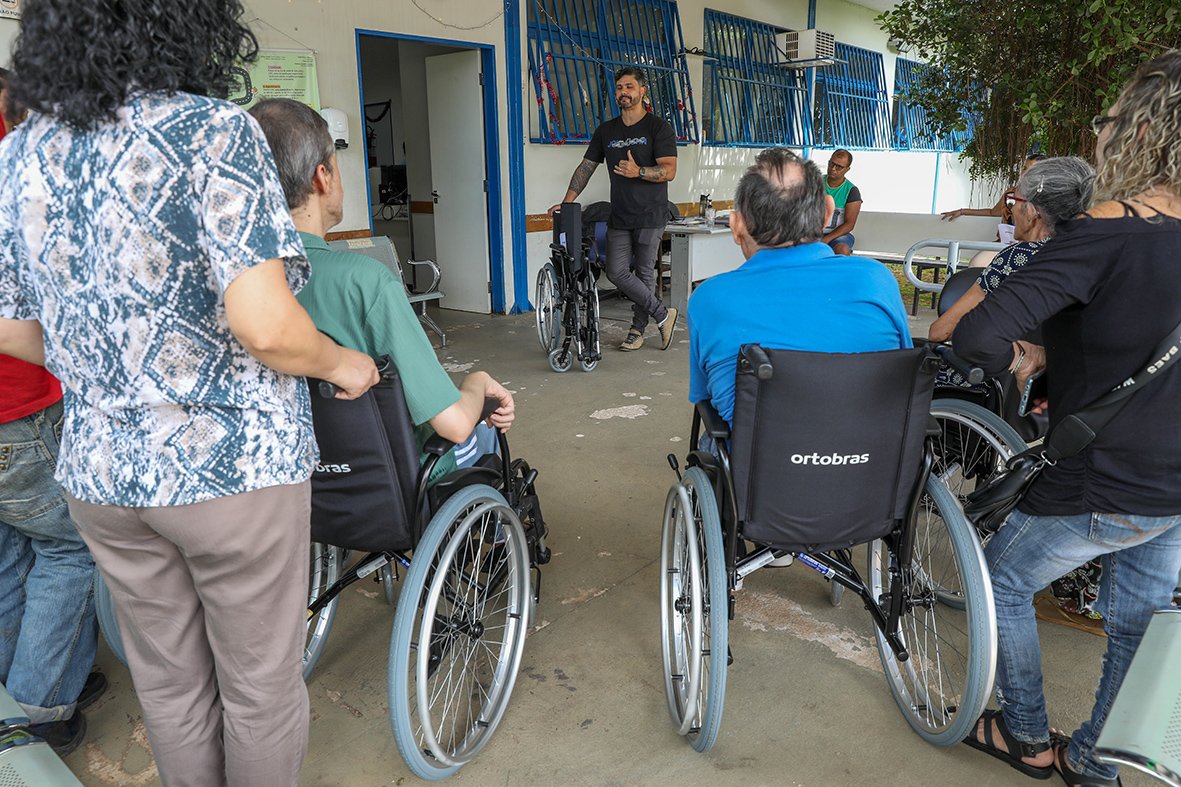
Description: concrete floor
xmin=65 ymin=298 xmax=1151 ymax=787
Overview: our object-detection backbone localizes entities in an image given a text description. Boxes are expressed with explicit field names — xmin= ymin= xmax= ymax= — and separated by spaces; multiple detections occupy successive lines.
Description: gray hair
xmin=248 ymin=98 xmax=336 ymax=210
xmin=1018 ymin=155 xmax=1096 ymax=232
xmin=733 ymin=147 xmax=826 ymax=247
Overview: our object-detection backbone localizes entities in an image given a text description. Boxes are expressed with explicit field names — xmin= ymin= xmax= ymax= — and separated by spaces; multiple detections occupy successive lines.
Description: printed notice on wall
xmin=0 ymin=0 xmax=22 ymax=20
xmin=227 ymin=49 xmax=320 ymax=111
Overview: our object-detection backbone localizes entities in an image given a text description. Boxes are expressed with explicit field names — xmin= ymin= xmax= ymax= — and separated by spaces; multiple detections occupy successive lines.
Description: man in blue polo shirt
xmin=688 ymin=148 xmax=911 ymax=425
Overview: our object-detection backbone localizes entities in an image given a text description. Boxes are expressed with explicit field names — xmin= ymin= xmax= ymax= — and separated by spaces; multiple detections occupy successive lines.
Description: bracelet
xmin=1011 ymin=345 xmax=1026 ymax=375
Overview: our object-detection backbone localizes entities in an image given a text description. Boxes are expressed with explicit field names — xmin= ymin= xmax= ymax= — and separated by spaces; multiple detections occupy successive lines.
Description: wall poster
xmin=228 ymin=49 xmax=320 ymax=110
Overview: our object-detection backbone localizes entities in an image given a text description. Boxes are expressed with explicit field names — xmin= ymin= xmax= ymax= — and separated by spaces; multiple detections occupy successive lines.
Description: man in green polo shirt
xmin=249 ymin=99 xmax=514 ymax=483
xmin=821 ymin=148 xmax=863 ymax=256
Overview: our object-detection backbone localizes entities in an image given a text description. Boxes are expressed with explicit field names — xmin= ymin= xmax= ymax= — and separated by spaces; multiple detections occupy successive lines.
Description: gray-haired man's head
xmin=1019 ymin=156 xmax=1096 ymax=232
xmin=733 ymin=148 xmax=826 ymax=248
xmin=249 ymin=98 xmax=337 ymax=211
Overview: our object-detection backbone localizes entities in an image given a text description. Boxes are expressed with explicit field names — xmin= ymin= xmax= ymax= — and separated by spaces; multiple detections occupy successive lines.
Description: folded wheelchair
xmin=96 ymin=358 xmax=550 ymax=781
xmin=535 ymin=201 xmax=602 ymax=373
xmin=660 ymin=344 xmax=997 ymax=752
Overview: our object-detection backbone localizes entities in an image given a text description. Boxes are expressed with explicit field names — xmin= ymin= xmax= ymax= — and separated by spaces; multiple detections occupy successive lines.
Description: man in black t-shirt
xmin=549 ymin=66 xmax=679 ymax=351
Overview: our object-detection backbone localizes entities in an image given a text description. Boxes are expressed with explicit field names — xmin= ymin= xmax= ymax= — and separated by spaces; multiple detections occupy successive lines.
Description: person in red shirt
xmin=0 ymin=356 xmax=105 ymax=755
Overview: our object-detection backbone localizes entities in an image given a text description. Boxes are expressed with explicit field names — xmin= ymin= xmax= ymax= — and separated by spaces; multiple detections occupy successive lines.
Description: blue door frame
xmin=355 ymin=29 xmax=516 ymax=314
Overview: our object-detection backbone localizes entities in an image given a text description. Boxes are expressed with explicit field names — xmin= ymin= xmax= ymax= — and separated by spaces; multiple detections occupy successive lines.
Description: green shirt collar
xmin=298 ymin=231 xmax=330 ymax=253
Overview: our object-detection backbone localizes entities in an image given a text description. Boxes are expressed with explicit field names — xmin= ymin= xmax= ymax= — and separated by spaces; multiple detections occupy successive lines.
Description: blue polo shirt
xmin=688 ymin=242 xmax=912 ymax=424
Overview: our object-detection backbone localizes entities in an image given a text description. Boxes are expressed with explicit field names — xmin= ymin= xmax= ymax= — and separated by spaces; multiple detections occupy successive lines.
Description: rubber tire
xmin=304 ymin=543 xmax=344 ymax=679
xmin=929 ymin=398 xmax=1026 ymax=494
xmin=94 ymin=572 xmax=127 ymax=667
xmin=579 ymin=286 xmax=600 ymax=372
xmin=379 ymin=564 xmax=397 ymax=606
xmin=388 ymin=485 xmax=530 ymax=780
xmin=660 ymin=467 xmax=728 ymax=753
xmin=535 ymin=263 xmax=561 ymax=353
xmin=548 ymin=347 xmax=573 ymax=373
xmin=869 ymin=473 xmax=996 ymax=746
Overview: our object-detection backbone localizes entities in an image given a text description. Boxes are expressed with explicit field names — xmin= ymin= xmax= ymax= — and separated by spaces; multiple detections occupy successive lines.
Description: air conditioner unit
xmin=777 ymin=29 xmax=836 ymax=63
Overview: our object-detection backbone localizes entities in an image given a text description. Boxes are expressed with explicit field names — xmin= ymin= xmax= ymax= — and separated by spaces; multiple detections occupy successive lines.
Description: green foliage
xmin=880 ymin=0 xmax=1181 ymax=180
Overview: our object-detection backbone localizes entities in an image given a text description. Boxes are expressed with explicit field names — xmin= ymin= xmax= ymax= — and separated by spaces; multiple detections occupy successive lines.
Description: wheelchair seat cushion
xmin=730 ymin=346 xmax=938 ymax=553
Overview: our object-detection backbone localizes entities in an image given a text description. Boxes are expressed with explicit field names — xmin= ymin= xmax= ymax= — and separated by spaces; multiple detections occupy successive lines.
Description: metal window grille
xmin=813 ymin=41 xmax=891 ymax=149
xmin=701 ymin=10 xmax=812 ymax=147
xmin=892 ymin=58 xmax=970 ymax=152
xmin=527 ymin=0 xmax=698 ymax=144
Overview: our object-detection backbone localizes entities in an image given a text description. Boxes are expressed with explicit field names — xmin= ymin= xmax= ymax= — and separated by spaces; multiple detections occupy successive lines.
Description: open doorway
xmin=357 ymin=31 xmax=505 ymax=314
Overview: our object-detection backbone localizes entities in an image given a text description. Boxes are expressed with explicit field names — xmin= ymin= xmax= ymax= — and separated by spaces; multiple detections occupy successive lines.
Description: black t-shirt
xmin=955 ymin=213 xmax=1181 ymax=516
xmin=586 ymin=113 xmax=677 ymax=230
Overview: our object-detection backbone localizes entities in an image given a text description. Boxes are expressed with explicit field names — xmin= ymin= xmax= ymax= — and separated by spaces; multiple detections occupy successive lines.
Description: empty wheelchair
xmin=660 ymin=344 xmax=997 ymax=752
xmin=96 ymin=358 xmax=551 ymax=781
xmin=536 ymin=201 xmax=601 ymax=372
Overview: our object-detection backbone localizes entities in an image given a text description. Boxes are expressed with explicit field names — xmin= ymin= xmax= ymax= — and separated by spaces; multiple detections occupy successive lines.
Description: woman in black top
xmin=956 ymin=50 xmax=1181 ymax=786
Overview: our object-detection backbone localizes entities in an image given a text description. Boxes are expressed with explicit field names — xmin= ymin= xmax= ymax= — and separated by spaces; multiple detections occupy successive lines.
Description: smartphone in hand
xmin=1018 ymin=371 xmax=1046 ymax=417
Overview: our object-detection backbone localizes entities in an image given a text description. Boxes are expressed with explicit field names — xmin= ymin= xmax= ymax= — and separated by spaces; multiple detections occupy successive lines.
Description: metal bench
xmin=1094 ymin=608 xmax=1181 ymax=785
xmin=327 ymin=236 xmax=447 ymax=346
xmin=0 ymin=683 xmax=83 ymax=786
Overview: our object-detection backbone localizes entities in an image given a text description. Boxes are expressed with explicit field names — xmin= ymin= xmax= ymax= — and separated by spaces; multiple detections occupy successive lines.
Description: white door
xmin=425 ymin=50 xmax=491 ymax=313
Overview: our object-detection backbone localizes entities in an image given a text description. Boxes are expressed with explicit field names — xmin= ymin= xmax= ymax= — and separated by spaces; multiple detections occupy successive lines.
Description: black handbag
xmin=964 ymin=318 xmax=1181 ymax=533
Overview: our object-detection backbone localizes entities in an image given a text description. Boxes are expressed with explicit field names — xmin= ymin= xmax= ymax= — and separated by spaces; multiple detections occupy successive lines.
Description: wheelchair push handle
xmin=931 ymin=344 xmax=985 ymax=385
xmin=317 ymin=355 xmax=395 ymax=399
xmin=740 ymin=344 xmax=774 ymax=381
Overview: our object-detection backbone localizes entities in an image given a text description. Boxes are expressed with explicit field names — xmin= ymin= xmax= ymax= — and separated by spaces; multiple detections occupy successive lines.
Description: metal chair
xmin=0 ymin=684 xmax=83 ymax=786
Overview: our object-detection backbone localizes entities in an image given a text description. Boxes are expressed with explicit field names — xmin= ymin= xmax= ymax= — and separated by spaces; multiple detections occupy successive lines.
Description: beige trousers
xmin=69 ymin=482 xmax=311 ymax=787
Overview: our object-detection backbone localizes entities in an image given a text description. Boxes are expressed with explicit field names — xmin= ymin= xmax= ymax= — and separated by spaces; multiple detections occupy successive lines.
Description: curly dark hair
xmin=9 ymin=0 xmax=259 ymax=130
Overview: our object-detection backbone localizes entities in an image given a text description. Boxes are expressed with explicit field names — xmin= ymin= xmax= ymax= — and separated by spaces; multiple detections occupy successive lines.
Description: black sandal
xmin=962 ymin=709 xmax=1054 ymax=779
xmin=1051 ymin=740 xmax=1122 ymax=787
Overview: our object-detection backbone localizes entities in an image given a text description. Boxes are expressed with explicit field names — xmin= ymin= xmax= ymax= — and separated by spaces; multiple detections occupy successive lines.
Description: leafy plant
xmin=880 ymin=0 xmax=1181 ymax=181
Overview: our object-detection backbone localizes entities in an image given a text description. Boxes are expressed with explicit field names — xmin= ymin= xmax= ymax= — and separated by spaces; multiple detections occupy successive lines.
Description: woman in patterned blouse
xmin=929 ymin=156 xmax=1096 ymax=343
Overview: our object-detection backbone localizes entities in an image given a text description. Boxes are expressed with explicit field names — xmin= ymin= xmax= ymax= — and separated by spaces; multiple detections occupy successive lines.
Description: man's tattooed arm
xmin=567 ymin=159 xmax=600 ymax=196
xmin=639 ymin=165 xmax=668 ymax=183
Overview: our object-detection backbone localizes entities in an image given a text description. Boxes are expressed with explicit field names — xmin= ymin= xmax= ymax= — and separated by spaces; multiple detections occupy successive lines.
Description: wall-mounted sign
xmin=227 ymin=49 xmax=320 ymax=110
xmin=0 ymin=0 xmax=21 ymax=20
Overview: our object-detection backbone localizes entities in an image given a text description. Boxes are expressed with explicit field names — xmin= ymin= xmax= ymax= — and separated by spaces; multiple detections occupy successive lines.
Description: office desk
xmin=665 ymin=222 xmax=743 ymax=321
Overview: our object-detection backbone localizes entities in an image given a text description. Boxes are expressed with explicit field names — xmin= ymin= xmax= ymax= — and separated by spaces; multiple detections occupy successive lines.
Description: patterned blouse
xmin=0 ymin=92 xmax=316 ymax=507
xmin=937 ymin=238 xmax=1048 ymax=390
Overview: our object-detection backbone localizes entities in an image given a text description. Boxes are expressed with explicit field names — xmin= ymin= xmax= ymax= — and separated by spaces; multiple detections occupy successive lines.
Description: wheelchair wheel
xmin=868 ymin=473 xmax=996 ymax=746
xmin=930 ymin=398 xmax=1026 ymax=503
xmin=578 ymin=285 xmax=600 ymax=372
xmin=660 ymin=467 xmax=728 ymax=752
xmin=304 ymin=542 xmax=345 ymax=679
xmin=389 ymin=485 xmax=530 ymax=780
xmin=547 ymin=346 xmax=573 ymax=373
xmin=379 ymin=564 xmax=397 ymax=606
xmin=830 ymin=581 xmax=845 ymax=606
xmin=535 ymin=263 xmax=561 ymax=353
xmin=94 ymin=572 xmax=128 ymax=667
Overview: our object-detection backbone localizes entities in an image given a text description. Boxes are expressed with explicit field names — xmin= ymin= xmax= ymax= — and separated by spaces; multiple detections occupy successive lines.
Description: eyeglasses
xmin=827 ymin=160 xmax=849 ymax=170
xmin=1091 ymin=114 xmax=1118 ymax=135
xmin=1003 ymin=194 xmax=1029 ymax=208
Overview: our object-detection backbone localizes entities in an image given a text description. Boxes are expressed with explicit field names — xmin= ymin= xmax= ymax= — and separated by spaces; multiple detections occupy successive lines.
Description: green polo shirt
xmin=296 ymin=231 xmax=460 ymax=483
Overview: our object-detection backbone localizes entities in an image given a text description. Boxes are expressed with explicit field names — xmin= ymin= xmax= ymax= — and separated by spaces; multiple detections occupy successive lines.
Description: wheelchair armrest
xmin=695 ymin=400 xmax=731 ymax=440
xmin=423 ymin=397 xmax=502 ymax=456
xmin=406 ymin=259 xmax=442 ymax=294
xmin=926 ymin=415 xmax=943 ymax=438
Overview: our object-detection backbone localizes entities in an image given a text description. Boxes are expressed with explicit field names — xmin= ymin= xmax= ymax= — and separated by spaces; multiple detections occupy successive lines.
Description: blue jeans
xmin=0 ymin=399 xmax=97 ymax=723
xmin=987 ymin=509 xmax=1181 ymax=780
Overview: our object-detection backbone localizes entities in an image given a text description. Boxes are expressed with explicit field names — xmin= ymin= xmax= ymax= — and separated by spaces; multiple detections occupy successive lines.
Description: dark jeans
xmin=605 ymin=226 xmax=668 ymax=332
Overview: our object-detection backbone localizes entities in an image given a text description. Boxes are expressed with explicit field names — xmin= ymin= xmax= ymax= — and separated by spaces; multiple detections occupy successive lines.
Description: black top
xmin=955 ymin=210 xmax=1181 ymax=516
xmin=586 ymin=112 xmax=677 ymax=230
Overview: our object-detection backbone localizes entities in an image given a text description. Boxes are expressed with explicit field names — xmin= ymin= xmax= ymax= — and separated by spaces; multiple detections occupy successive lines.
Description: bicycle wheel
xmin=304 ymin=542 xmax=344 ymax=679
xmin=929 ymin=398 xmax=1026 ymax=502
xmin=389 ymin=485 xmax=530 ymax=780
xmin=535 ymin=263 xmax=561 ymax=353
xmin=868 ymin=473 xmax=996 ymax=746
xmin=579 ymin=285 xmax=600 ymax=372
xmin=660 ymin=467 xmax=728 ymax=752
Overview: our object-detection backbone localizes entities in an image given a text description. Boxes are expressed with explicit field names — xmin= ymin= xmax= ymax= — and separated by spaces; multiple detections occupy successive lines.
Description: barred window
xmin=813 ymin=41 xmax=891 ymax=149
xmin=892 ymin=58 xmax=971 ymax=152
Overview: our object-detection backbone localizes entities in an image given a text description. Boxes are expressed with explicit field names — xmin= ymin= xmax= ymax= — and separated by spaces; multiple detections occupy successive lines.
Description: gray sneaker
xmin=621 ymin=329 xmax=644 ymax=351
xmin=659 ymin=307 xmax=679 ymax=350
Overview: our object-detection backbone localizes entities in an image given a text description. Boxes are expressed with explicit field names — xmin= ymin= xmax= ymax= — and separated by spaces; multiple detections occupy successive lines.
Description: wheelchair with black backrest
xmin=660 ymin=343 xmax=997 ymax=752
xmin=95 ymin=357 xmax=551 ymax=781
xmin=535 ymin=201 xmax=602 ymax=372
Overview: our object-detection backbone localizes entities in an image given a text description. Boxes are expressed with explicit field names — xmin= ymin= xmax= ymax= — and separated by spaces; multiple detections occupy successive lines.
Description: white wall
xmin=0 ymin=18 xmax=17 ymax=65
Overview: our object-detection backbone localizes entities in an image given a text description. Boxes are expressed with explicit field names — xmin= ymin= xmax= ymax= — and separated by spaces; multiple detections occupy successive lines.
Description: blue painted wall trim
xmin=504 ymin=0 xmax=531 ymax=314
xmin=355 ymin=29 xmax=508 ymax=313
xmin=931 ymin=151 xmax=942 ymax=215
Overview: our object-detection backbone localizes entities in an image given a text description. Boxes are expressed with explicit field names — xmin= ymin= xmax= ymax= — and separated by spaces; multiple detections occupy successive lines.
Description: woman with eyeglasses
xmin=942 ymin=153 xmax=1047 ymax=232
xmin=954 ymin=50 xmax=1181 ymax=787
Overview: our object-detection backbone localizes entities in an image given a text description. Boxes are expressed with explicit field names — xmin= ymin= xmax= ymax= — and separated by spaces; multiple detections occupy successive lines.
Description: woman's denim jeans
xmin=986 ymin=509 xmax=1181 ymax=779
xmin=0 ymin=399 xmax=97 ymax=723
